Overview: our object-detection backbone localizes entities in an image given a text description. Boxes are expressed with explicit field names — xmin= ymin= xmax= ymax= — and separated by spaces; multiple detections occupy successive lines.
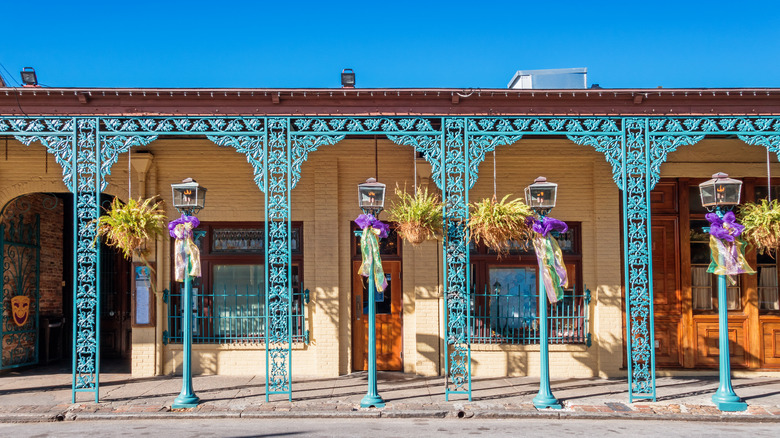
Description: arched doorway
xmin=0 ymin=193 xmax=131 ymax=371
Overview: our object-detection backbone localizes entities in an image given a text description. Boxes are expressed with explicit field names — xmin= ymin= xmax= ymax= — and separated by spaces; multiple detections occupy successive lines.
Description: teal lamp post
xmin=170 ymin=178 xmax=207 ymax=409
xmin=357 ymin=178 xmax=387 ymax=408
xmin=698 ymin=172 xmax=748 ymax=412
xmin=525 ymin=176 xmax=562 ymax=410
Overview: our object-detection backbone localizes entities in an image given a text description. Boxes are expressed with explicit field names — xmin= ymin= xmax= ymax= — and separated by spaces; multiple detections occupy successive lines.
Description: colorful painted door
xmin=0 ymin=214 xmax=40 ymax=369
xmin=352 ymin=260 xmax=402 ymax=371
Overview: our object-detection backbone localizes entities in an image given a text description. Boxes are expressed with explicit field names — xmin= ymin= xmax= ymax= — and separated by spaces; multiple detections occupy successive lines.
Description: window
xmin=166 ymin=222 xmax=307 ymax=344
xmin=689 ymin=184 xmax=780 ymax=313
xmin=470 ymin=223 xmax=589 ymax=345
xmin=755 ymin=186 xmax=780 ymax=313
xmin=212 ymin=264 xmax=264 ymax=338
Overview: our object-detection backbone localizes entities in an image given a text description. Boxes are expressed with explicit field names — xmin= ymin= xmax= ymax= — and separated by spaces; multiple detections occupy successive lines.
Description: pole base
xmin=714 ymin=400 xmax=748 ymax=412
xmin=712 ymin=393 xmax=747 ymax=412
xmin=360 ymin=394 xmax=386 ymax=408
xmin=172 ymin=393 xmax=201 ymax=409
xmin=533 ymin=394 xmax=562 ymax=410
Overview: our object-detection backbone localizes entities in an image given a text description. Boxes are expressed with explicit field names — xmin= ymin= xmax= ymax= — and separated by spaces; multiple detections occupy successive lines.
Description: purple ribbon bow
xmin=705 ymin=211 xmax=744 ymax=242
xmin=528 ymin=216 xmax=568 ymax=237
xmin=168 ymin=214 xmax=200 ymax=239
xmin=355 ymin=213 xmax=389 ymax=238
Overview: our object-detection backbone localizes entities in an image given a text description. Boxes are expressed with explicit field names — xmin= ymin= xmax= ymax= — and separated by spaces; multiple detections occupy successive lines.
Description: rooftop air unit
xmin=507 ymin=67 xmax=587 ymax=89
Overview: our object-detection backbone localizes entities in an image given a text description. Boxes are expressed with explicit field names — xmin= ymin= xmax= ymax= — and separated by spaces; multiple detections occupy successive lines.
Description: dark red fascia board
xmin=1 ymin=87 xmax=779 ymax=117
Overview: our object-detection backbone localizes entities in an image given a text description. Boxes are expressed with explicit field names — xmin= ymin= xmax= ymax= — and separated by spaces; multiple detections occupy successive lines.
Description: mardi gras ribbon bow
xmin=355 ymin=213 xmax=389 ymax=292
xmin=529 ymin=215 xmax=569 ymax=304
xmin=705 ymin=211 xmax=755 ymax=284
xmin=168 ymin=214 xmax=202 ymax=282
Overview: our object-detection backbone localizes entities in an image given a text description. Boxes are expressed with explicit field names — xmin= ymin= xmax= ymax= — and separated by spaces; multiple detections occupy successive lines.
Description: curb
xmin=240 ymin=410 xmax=381 ymax=418
xmin=63 ymin=411 xmax=242 ymax=421
xmin=3 ymin=406 xmax=780 ymax=423
xmin=0 ymin=412 xmax=64 ymax=423
xmin=381 ymin=410 xmax=449 ymax=418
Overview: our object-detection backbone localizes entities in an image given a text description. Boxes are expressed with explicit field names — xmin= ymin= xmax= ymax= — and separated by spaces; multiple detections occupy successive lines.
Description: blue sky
xmin=1 ymin=1 xmax=779 ymax=89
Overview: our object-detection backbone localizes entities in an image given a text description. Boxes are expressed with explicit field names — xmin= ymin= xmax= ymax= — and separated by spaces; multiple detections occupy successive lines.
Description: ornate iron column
xmin=619 ymin=118 xmax=657 ymax=402
xmin=262 ymin=118 xmax=294 ymax=401
xmin=70 ymin=118 xmax=102 ymax=402
xmin=441 ymin=118 xmax=471 ymax=400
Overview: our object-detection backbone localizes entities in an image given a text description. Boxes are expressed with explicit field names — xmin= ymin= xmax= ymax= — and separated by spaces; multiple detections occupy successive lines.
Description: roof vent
xmin=507 ymin=68 xmax=587 ymax=89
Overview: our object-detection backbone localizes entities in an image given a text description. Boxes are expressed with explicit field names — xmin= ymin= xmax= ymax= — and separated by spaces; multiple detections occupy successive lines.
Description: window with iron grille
xmin=470 ymin=223 xmax=590 ymax=345
xmin=165 ymin=222 xmax=308 ymax=345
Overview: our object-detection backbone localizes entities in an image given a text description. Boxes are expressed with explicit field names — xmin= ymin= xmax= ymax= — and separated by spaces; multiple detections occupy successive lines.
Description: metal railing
xmin=165 ymin=287 xmax=309 ymax=345
xmin=471 ymin=285 xmax=590 ymax=345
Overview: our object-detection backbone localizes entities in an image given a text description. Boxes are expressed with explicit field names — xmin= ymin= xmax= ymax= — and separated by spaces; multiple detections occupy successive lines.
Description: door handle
xmin=356 ymin=295 xmax=361 ymax=320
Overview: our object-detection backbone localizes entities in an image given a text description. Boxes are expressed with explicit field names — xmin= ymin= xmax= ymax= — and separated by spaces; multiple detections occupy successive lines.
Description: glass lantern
xmin=358 ymin=178 xmax=386 ymax=215
xmin=698 ymin=172 xmax=742 ymax=210
xmin=524 ymin=176 xmax=558 ymax=212
xmin=171 ymin=178 xmax=207 ymax=215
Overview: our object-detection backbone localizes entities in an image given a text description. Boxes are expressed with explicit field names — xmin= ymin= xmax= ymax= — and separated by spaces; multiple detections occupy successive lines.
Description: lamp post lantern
xmin=171 ymin=177 xmax=207 ymax=216
xmin=525 ymin=176 xmax=562 ymax=410
xmin=698 ymin=172 xmax=748 ymax=412
xmin=357 ymin=178 xmax=386 ymax=408
xmin=524 ymin=176 xmax=558 ymax=214
xmin=358 ymin=177 xmax=386 ymax=215
xmin=170 ymin=178 xmax=206 ymax=409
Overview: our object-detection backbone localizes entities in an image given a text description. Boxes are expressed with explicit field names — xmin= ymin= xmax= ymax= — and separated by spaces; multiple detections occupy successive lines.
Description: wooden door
xmin=352 ymin=260 xmax=402 ymax=371
xmin=652 ymin=217 xmax=684 ymax=367
xmin=100 ymin=244 xmax=132 ymax=359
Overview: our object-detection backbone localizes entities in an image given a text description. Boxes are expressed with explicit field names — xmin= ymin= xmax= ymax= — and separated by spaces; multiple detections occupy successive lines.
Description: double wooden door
xmin=352 ymin=260 xmax=402 ymax=371
xmin=651 ymin=180 xmax=780 ymax=370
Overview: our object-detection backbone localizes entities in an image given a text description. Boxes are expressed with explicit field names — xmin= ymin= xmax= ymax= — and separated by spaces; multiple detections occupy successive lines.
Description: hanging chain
xmin=413 ymin=146 xmax=418 ymax=192
xmin=374 ymin=135 xmax=378 ymax=181
xmin=768 ymin=148 xmax=772 ymax=202
xmin=128 ymin=149 xmax=132 ymax=200
xmin=492 ymin=149 xmax=497 ymax=200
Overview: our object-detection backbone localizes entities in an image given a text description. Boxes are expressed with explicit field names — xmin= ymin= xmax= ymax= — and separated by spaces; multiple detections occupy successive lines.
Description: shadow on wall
xmin=469 ymin=349 xmax=530 ymax=377
xmin=415 ymin=333 xmax=441 ymax=374
xmin=571 ymin=283 xmax=625 ymax=378
xmin=169 ymin=350 xmax=218 ymax=376
xmin=311 ymin=285 xmax=344 ymax=370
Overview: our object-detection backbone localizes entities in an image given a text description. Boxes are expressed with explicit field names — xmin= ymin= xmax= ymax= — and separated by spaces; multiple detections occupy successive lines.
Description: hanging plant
xmin=468 ymin=195 xmax=534 ymax=256
xmin=739 ymin=199 xmax=780 ymax=255
xmin=386 ymin=185 xmax=443 ymax=246
xmin=95 ymin=196 xmax=167 ymax=282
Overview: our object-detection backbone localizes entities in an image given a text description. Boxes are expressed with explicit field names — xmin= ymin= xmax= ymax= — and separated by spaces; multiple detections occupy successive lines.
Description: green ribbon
xmin=532 ymin=234 xmax=567 ymax=304
xmin=174 ymin=235 xmax=201 ymax=282
xmin=707 ymin=236 xmax=754 ymax=285
xmin=359 ymin=227 xmax=387 ymax=292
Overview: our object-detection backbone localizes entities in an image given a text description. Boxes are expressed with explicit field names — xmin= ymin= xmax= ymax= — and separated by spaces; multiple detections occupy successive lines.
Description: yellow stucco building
xmin=2 ymin=85 xmax=780 ymax=403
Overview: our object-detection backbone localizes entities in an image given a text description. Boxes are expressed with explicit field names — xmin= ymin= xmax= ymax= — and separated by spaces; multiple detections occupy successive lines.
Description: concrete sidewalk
xmin=1 ymin=363 xmax=780 ymax=422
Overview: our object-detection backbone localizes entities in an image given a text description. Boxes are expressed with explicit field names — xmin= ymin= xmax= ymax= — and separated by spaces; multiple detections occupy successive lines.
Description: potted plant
xmin=386 ymin=185 xmax=443 ymax=246
xmin=95 ymin=196 xmax=167 ymax=286
xmin=739 ymin=198 xmax=780 ymax=255
xmin=468 ymin=195 xmax=533 ymax=256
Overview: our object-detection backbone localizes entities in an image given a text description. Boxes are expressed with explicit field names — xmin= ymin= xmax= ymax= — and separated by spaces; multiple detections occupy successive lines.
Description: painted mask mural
xmin=11 ymin=295 xmax=30 ymax=327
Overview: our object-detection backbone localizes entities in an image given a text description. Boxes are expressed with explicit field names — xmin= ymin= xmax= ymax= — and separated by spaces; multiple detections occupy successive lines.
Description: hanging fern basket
xmin=386 ymin=185 xmax=443 ymax=246
xmin=468 ymin=195 xmax=534 ymax=256
xmin=739 ymin=199 xmax=780 ymax=255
